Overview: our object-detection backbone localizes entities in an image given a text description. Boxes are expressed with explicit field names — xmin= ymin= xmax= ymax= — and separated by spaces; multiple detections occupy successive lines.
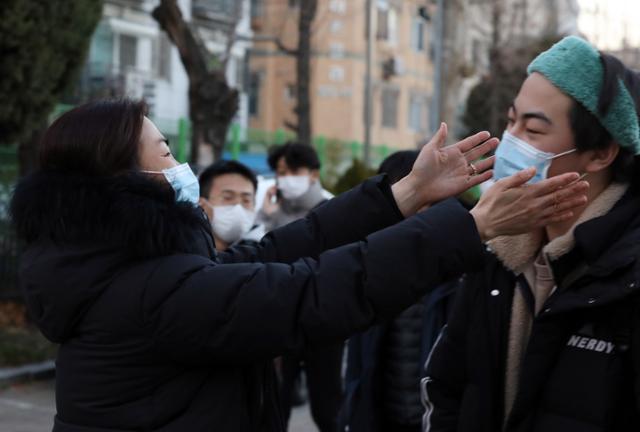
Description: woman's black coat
xmin=11 ymin=172 xmax=484 ymax=431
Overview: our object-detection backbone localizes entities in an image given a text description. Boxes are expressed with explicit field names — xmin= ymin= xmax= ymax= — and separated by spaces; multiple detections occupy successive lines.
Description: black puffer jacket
xmin=424 ymin=187 xmax=640 ymax=432
xmin=11 ymin=172 xmax=484 ymax=432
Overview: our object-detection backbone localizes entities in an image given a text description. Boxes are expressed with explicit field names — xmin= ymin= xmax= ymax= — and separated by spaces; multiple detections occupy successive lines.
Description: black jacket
xmin=11 ymin=172 xmax=484 ymax=432
xmin=424 ymin=188 xmax=640 ymax=432
xmin=339 ymin=280 xmax=457 ymax=432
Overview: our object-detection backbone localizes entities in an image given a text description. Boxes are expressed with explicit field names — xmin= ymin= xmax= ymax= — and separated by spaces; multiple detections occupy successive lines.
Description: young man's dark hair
xmin=198 ymin=160 xmax=258 ymax=198
xmin=267 ymin=142 xmax=321 ymax=172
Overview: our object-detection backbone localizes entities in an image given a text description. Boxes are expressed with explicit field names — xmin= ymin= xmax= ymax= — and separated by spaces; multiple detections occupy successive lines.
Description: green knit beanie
xmin=527 ymin=36 xmax=640 ymax=154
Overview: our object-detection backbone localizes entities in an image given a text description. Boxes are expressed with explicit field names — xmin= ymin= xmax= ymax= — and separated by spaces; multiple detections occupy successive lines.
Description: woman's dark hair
xmin=569 ymin=53 xmax=640 ymax=183
xmin=198 ymin=160 xmax=258 ymax=198
xmin=267 ymin=141 xmax=321 ymax=171
xmin=39 ymin=99 xmax=147 ymax=175
xmin=377 ymin=150 xmax=418 ymax=185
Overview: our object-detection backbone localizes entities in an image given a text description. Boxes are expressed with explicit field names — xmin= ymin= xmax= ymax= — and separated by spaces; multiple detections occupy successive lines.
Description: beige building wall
xmin=250 ymin=0 xmax=434 ymax=152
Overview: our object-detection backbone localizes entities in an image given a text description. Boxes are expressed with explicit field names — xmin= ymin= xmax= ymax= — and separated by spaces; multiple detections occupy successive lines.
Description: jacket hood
xmin=10 ymin=171 xmax=216 ymax=342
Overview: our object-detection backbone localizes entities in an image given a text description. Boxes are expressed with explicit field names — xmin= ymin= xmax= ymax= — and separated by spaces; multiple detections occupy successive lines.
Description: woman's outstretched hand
xmin=392 ymin=122 xmax=498 ymax=217
xmin=470 ymin=168 xmax=590 ymax=241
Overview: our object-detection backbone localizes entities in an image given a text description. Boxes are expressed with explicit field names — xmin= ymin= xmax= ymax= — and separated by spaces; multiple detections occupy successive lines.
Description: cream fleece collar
xmin=488 ymin=183 xmax=629 ymax=273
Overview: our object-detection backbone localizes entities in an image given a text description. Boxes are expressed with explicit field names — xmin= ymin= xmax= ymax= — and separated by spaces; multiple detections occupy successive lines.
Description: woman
xmin=423 ymin=36 xmax=640 ymax=432
xmin=10 ymin=100 xmax=586 ymax=432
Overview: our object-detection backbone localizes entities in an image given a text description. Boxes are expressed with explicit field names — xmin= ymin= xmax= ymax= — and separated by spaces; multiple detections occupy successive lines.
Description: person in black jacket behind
xmin=423 ymin=36 xmax=640 ymax=432
xmin=339 ymin=150 xmax=461 ymax=432
xmin=10 ymin=100 xmax=588 ymax=432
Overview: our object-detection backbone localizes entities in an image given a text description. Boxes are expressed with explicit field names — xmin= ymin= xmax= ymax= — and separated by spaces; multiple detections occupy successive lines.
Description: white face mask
xmin=494 ymin=131 xmax=577 ymax=183
xmin=208 ymin=204 xmax=256 ymax=245
xmin=278 ymin=175 xmax=311 ymax=200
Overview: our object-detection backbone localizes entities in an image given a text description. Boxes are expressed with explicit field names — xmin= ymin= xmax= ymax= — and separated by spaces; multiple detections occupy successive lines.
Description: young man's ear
xmin=310 ymin=169 xmax=321 ymax=182
xmin=585 ymin=142 xmax=620 ymax=173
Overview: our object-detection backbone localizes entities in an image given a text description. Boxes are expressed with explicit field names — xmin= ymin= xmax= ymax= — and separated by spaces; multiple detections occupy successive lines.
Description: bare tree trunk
xmin=295 ymin=0 xmax=317 ymax=147
xmin=276 ymin=0 xmax=318 ymax=146
xmin=153 ymin=0 xmax=238 ymax=165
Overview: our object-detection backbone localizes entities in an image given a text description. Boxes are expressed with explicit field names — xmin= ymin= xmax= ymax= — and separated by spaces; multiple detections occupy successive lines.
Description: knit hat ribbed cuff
xmin=527 ymin=36 xmax=640 ymax=155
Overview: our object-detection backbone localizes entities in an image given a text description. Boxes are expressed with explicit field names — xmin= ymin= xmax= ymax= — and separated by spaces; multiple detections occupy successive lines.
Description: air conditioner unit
xmin=382 ymin=56 xmax=404 ymax=79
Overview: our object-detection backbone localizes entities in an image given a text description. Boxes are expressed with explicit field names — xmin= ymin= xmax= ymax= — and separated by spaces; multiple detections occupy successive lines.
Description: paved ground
xmin=0 ymin=380 xmax=318 ymax=432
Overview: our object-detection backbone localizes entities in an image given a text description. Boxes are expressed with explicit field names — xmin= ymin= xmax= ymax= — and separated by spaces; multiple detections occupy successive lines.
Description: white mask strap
xmin=549 ymin=148 xmax=577 ymax=160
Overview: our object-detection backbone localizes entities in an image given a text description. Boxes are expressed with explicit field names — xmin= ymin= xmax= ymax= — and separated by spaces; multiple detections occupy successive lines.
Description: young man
xmin=423 ymin=36 xmax=640 ymax=432
xmin=199 ymin=160 xmax=264 ymax=251
xmin=259 ymin=142 xmax=327 ymax=232
xmin=259 ymin=142 xmax=341 ymax=432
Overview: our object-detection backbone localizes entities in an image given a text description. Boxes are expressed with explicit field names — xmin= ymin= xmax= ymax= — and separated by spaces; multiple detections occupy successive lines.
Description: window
xmin=381 ymin=87 xmax=399 ymax=128
xmin=376 ymin=5 xmax=397 ymax=44
xmin=330 ymin=20 xmax=344 ymax=34
xmin=329 ymin=0 xmax=347 ymax=14
xmin=156 ymin=33 xmax=172 ymax=81
xmin=411 ymin=18 xmax=425 ymax=51
xmin=376 ymin=8 xmax=389 ymax=40
xmin=409 ymin=93 xmax=429 ymax=132
xmin=329 ymin=42 xmax=345 ymax=59
xmin=329 ymin=65 xmax=345 ymax=82
xmin=248 ymin=72 xmax=262 ymax=116
xmin=194 ymin=0 xmax=236 ymax=16
xmin=119 ymin=34 xmax=138 ymax=70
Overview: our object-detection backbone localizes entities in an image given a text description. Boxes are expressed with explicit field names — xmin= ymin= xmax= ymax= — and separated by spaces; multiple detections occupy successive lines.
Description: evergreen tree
xmin=0 ymin=0 xmax=102 ymax=173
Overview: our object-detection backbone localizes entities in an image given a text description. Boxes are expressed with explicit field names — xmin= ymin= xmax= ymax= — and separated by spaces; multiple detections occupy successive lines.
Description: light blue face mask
xmin=142 ymin=163 xmax=200 ymax=205
xmin=493 ymin=131 xmax=577 ymax=184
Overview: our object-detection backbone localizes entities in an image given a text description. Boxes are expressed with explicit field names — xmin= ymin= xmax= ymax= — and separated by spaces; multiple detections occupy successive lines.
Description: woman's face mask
xmin=207 ymin=204 xmax=256 ymax=244
xmin=141 ymin=163 xmax=200 ymax=205
xmin=493 ymin=131 xmax=577 ymax=183
xmin=278 ymin=175 xmax=311 ymax=200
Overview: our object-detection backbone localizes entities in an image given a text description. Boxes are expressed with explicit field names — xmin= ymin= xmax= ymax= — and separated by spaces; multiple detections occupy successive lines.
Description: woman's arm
xmin=219 ymin=124 xmax=497 ymax=264
xmin=218 ymin=175 xmax=403 ymax=264
xmin=146 ymin=199 xmax=484 ymax=366
xmin=219 ymin=123 xmax=589 ymax=265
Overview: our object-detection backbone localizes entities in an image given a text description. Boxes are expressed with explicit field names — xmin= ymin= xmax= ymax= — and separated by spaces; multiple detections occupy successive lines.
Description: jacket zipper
xmin=421 ymin=326 xmax=447 ymax=432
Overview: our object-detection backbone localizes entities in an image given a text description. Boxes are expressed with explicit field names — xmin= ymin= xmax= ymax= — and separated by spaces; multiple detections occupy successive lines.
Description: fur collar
xmin=10 ymin=170 xmax=214 ymax=259
xmin=488 ymin=182 xmax=629 ymax=273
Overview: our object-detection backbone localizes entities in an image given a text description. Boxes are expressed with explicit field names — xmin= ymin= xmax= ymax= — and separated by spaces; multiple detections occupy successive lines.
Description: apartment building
xmin=68 ymin=0 xmax=252 ymax=142
xmin=249 ymin=0 xmax=435 ymax=152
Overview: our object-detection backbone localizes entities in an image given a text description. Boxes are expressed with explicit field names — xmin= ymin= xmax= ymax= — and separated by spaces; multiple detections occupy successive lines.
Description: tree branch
xmin=152 ymin=0 xmax=208 ymax=78
xmin=284 ymin=120 xmax=299 ymax=133
xmin=275 ymin=38 xmax=299 ymax=56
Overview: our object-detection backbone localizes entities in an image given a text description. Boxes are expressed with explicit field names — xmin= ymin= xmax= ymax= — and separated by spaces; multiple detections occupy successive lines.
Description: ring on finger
xmin=468 ymin=162 xmax=478 ymax=176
